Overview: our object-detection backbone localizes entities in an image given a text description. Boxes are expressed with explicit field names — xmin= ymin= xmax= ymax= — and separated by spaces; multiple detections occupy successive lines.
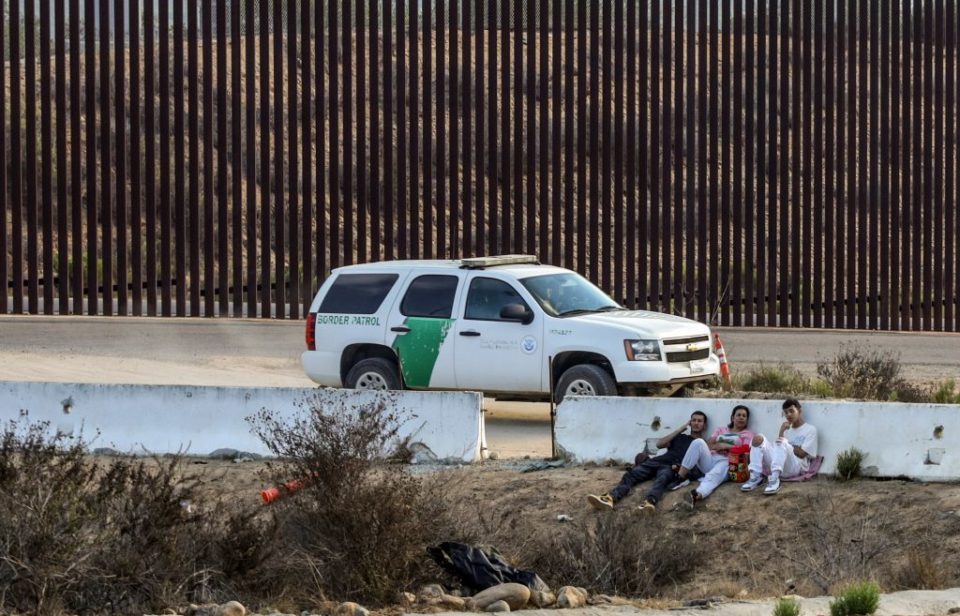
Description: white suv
xmin=302 ymin=255 xmax=720 ymax=402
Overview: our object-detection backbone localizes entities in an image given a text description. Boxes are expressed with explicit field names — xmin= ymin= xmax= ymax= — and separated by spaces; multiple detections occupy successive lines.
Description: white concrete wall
xmin=0 ymin=383 xmax=484 ymax=463
xmin=555 ymin=397 xmax=960 ymax=481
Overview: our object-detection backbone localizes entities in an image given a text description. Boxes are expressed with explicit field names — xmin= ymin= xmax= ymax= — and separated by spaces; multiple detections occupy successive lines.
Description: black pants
xmin=609 ymin=459 xmax=700 ymax=505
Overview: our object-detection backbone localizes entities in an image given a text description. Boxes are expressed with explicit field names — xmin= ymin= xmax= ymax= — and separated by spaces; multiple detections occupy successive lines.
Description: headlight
xmin=624 ymin=339 xmax=661 ymax=361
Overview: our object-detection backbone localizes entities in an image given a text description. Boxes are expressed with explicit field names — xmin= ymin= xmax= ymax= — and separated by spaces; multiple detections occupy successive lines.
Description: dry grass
xmin=525 ymin=512 xmax=698 ymax=598
xmin=248 ymin=395 xmax=463 ymax=606
xmin=5 ymin=405 xmax=960 ymax=614
xmin=0 ymin=412 xmax=273 ymax=615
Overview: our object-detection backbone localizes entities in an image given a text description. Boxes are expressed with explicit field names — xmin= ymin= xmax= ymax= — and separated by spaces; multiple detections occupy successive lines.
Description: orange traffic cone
xmin=260 ymin=478 xmax=307 ymax=505
xmin=714 ymin=333 xmax=731 ymax=390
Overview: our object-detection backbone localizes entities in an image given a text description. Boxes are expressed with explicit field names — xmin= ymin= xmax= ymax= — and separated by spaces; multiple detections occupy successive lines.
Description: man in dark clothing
xmin=586 ymin=411 xmax=708 ymax=513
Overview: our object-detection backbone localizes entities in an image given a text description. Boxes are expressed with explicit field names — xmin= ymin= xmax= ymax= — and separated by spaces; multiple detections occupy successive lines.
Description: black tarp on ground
xmin=427 ymin=542 xmax=550 ymax=594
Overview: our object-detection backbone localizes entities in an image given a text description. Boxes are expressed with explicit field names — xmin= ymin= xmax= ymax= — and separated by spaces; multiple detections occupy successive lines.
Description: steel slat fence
xmin=1 ymin=0 xmax=959 ymax=330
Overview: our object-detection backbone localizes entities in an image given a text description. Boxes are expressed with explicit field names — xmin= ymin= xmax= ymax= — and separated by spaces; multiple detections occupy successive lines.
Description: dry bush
xmin=816 ymin=345 xmax=905 ymax=401
xmin=0 ymin=413 xmax=274 ymax=615
xmin=527 ymin=512 xmax=696 ymax=597
xmin=889 ymin=549 xmax=950 ymax=591
xmin=83 ymin=467 xmax=276 ymax=611
xmin=778 ymin=490 xmax=910 ymax=594
xmin=887 ymin=380 xmax=933 ymax=403
xmin=68 ymin=456 xmax=208 ymax=612
xmin=0 ymin=416 xmax=102 ymax=614
xmin=248 ymin=395 xmax=457 ymax=606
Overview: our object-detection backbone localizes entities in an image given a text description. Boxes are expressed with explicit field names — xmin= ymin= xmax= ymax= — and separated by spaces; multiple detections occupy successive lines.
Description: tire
xmin=671 ymin=384 xmax=695 ymax=398
xmin=345 ymin=358 xmax=402 ymax=391
xmin=554 ymin=364 xmax=617 ymax=403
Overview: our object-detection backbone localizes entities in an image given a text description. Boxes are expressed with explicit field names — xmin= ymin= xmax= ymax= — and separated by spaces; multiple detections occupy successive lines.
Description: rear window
xmin=318 ymin=273 xmax=399 ymax=314
xmin=400 ymin=275 xmax=459 ymax=318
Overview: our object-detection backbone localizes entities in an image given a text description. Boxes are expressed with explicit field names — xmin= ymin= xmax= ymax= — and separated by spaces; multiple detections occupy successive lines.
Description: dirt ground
xmin=186 ymin=455 xmax=960 ymax=604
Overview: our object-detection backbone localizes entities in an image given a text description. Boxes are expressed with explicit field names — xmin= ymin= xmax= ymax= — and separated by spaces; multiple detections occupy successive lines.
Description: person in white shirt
xmin=740 ymin=398 xmax=818 ymax=495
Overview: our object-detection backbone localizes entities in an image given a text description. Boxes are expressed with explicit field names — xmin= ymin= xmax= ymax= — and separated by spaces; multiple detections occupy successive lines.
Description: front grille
xmin=663 ymin=335 xmax=710 ymax=346
xmin=666 ymin=349 xmax=710 ymax=363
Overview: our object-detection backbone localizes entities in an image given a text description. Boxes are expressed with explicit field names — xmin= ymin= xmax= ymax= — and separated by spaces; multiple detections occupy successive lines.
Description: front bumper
xmin=611 ymin=353 xmax=721 ymax=387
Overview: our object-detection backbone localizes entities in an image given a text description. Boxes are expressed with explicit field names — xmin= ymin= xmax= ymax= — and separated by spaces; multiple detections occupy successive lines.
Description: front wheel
xmin=554 ymin=364 xmax=617 ymax=403
xmin=345 ymin=358 xmax=402 ymax=390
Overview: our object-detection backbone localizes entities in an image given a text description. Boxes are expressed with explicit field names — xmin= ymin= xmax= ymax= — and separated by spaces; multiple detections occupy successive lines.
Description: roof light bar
xmin=460 ymin=254 xmax=540 ymax=269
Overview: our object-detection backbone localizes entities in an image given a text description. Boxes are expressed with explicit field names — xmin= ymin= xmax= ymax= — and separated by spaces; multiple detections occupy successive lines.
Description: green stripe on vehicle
xmin=392 ymin=317 xmax=454 ymax=388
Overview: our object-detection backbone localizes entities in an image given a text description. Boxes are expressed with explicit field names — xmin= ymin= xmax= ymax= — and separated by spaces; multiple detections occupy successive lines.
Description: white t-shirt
xmin=784 ymin=423 xmax=818 ymax=470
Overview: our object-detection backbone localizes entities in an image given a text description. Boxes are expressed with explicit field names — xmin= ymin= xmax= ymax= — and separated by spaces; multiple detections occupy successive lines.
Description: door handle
xmin=459 ymin=330 xmax=481 ymax=337
xmin=391 ymin=325 xmax=411 ymax=333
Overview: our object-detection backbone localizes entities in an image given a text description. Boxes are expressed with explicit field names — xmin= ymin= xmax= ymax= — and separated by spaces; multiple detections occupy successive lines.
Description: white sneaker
xmin=741 ymin=473 xmax=764 ymax=492
xmin=763 ymin=476 xmax=781 ymax=495
xmin=669 ymin=478 xmax=691 ymax=491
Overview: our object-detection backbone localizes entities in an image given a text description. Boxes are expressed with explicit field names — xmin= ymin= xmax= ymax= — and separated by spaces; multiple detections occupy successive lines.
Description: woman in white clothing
xmin=674 ymin=405 xmax=754 ymax=506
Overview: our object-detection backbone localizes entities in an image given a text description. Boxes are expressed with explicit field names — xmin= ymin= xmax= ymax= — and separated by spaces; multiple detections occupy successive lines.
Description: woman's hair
xmin=728 ymin=404 xmax=750 ymax=429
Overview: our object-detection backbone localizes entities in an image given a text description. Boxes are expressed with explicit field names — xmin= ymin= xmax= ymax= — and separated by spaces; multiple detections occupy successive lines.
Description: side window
xmin=400 ymin=275 xmax=459 ymax=318
xmin=318 ymin=273 xmax=399 ymax=314
xmin=465 ymin=277 xmax=530 ymax=321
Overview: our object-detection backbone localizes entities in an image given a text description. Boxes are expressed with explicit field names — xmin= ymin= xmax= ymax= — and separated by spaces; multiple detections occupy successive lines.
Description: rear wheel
xmin=345 ymin=358 xmax=402 ymax=390
xmin=671 ymin=384 xmax=695 ymax=398
xmin=554 ymin=364 xmax=617 ymax=403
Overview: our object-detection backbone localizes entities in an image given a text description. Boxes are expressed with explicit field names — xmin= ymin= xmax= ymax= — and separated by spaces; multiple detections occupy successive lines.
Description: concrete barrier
xmin=0 ymin=382 xmax=485 ymax=463
xmin=555 ymin=397 xmax=960 ymax=481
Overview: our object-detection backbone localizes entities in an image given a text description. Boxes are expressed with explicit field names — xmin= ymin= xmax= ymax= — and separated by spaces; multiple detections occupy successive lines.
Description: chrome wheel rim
xmin=355 ymin=371 xmax=389 ymax=390
xmin=565 ymin=379 xmax=597 ymax=396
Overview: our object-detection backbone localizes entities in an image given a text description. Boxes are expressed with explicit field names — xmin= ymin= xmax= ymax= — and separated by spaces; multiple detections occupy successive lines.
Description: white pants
xmin=749 ymin=435 xmax=803 ymax=478
xmin=680 ymin=438 xmax=729 ymax=498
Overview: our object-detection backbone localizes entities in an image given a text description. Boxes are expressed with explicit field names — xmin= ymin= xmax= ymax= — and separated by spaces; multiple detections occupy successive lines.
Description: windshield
xmin=520 ymin=273 xmax=622 ymax=317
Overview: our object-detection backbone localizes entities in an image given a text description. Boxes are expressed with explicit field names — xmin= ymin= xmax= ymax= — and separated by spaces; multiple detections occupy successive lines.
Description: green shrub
xmin=735 ymin=364 xmax=813 ymax=394
xmin=808 ymin=379 xmax=835 ymax=398
xmin=932 ymin=379 xmax=960 ymax=404
xmin=817 ymin=345 xmax=903 ymax=400
xmin=835 ymin=447 xmax=866 ymax=481
xmin=773 ymin=596 xmax=801 ymax=616
xmin=829 ymin=581 xmax=880 ymax=616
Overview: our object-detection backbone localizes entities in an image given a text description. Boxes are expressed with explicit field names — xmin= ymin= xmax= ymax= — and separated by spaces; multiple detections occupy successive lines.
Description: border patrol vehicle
xmin=302 ymin=255 xmax=720 ymax=402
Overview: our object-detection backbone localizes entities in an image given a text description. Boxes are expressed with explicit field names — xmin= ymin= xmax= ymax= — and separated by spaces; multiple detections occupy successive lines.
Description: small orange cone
xmin=714 ymin=333 xmax=731 ymax=390
xmin=260 ymin=478 xmax=307 ymax=505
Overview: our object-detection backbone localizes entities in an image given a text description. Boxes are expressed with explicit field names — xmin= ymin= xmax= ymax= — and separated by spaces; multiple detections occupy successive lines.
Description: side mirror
xmin=500 ymin=303 xmax=533 ymax=325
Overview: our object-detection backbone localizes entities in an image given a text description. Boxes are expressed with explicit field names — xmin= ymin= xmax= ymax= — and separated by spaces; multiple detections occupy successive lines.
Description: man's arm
xmin=794 ymin=426 xmax=818 ymax=459
xmin=656 ymin=421 xmax=690 ymax=449
xmin=705 ymin=427 xmax=726 ymax=450
xmin=710 ymin=439 xmax=732 ymax=451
